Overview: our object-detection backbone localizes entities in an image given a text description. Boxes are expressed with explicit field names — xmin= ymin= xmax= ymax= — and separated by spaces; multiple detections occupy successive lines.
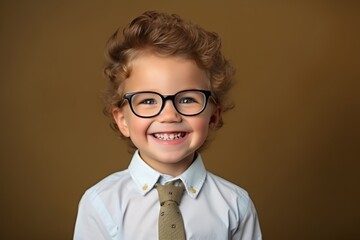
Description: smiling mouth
xmin=153 ymin=132 xmax=186 ymax=140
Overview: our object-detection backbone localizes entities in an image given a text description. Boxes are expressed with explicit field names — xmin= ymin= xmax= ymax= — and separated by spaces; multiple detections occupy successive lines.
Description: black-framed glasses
xmin=122 ymin=89 xmax=214 ymax=118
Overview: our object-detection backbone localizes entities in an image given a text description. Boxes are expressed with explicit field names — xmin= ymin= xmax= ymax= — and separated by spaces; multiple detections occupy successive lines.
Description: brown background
xmin=1 ymin=0 xmax=359 ymax=239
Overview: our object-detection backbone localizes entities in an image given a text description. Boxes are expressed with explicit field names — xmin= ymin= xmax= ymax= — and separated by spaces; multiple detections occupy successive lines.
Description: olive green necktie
xmin=155 ymin=181 xmax=186 ymax=240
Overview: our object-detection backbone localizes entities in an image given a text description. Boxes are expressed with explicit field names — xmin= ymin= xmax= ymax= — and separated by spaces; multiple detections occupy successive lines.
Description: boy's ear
xmin=112 ymin=107 xmax=130 ymax=137
xmin=209 ymin=106 xmax=221 ymax=129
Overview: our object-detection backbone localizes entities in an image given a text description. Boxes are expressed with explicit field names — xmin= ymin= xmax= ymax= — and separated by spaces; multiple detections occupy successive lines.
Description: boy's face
xmin=112 ymin=53 xmax=220 ymax=176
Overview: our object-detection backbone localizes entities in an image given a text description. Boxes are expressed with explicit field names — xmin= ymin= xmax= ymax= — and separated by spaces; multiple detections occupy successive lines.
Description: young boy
xmin=74 ymin=11 xmax=262 ymax=240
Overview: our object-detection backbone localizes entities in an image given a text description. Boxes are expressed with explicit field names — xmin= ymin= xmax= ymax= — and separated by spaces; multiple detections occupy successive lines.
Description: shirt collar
xmin=128 ymin=150 xmax=207 ymax=199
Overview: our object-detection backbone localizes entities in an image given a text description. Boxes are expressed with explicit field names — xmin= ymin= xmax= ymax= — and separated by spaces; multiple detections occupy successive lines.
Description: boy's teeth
xmin=154 ymin=133 xmax=184 ymax=140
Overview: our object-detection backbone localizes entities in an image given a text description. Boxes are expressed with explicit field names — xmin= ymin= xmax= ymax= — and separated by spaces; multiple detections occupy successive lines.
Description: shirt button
xmin=142 ymin=184 xmax=148 ymax=191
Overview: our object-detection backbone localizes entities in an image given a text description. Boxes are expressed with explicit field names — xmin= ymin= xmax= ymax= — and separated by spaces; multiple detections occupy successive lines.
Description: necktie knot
xmin=156 ymin=181 xmax=185 ymax=206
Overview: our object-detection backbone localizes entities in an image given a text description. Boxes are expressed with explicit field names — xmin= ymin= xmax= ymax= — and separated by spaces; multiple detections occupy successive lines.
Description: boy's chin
xmin=140 ymin=151 xmax=195 ymax=169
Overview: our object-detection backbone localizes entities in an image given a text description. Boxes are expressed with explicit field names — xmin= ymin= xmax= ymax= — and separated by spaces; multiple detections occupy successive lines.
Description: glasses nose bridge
xmin=158 ymin=94 xmax=182 ymax=117
xmin=161 ymin=94 xmax=177 ymax=109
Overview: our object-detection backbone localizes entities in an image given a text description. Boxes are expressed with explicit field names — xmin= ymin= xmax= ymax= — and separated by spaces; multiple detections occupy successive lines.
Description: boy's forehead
xmin=123 ymin=54 xmax=211 ymax=93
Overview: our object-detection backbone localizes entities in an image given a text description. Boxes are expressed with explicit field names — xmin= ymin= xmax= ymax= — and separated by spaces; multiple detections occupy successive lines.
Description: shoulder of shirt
xmin=206 ymin=171 xmax=253 ymax=218
xmin=207 ymin=172 xmax=249 ymax=194
xmin=206 ymin=172 xmax=260 ymax=235
xmin=82 ymin=169 xmax=131 ymax=200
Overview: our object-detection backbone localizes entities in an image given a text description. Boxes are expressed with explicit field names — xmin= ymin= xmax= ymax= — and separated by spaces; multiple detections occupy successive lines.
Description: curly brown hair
xmin=103 ymin=11 xmax=235 ymax=147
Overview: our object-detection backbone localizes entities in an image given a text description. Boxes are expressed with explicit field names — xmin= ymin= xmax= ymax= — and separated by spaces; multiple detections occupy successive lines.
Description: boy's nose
xmin=157 ymin=100 xmax=182 ymax=122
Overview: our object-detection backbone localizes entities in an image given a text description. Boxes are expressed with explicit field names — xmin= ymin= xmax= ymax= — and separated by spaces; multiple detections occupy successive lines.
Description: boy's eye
xmin=179 ymin=97 xmax=197 ymax=104
xmin=139 ymin=98 xmax=157 ymax=105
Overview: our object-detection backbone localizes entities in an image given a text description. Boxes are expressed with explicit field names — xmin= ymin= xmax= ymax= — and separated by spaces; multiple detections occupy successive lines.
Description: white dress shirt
xmin=74 ymin=151 xmax=262 ymax=240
